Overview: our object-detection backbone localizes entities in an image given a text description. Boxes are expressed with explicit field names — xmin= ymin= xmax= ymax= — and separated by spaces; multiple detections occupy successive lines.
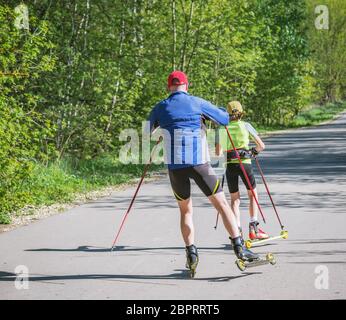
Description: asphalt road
xmin=1 ymin=113 xmax=346 ymax=300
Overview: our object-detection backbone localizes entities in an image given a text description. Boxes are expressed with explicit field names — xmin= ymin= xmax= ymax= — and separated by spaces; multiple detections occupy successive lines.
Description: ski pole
xmin=224 ymin=126 xmax=266 ymax=224
xmin=254 ymin=157 xmax=285 ymax=230
xmin=110 ymin=137 xmax=162 ymax=251
xmin=214 ymin=174 xmax=225 ymax=230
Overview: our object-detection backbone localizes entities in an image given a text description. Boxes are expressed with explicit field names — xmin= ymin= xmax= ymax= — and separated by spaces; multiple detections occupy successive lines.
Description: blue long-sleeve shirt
xmin=148 ymin=91 xmax=229 ymax=170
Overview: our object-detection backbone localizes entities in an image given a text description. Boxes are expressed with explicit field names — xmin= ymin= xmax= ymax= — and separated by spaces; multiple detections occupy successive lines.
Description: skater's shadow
xmin=25 ymin=244 xmax=232 ymax=253
xmin=0 ymin=270 xmax=261 ymax=283
xmin=291 ymin=238 xmax=346 ymax=245
xmin=288 ymin=261 xmax=346 ymax=265
xmin=26 ymin=244 xmax=276 ymax=256
xmin=203 ymin=272 xmax=262 ymax=282
xmin=171 ymin=269 xmax=262 ymax=282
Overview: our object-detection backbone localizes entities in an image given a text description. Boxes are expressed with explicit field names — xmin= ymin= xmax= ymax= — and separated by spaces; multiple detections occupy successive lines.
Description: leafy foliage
xmin=0 ymin=1 xmax=345 ymax=223
xmin=306 ymin=0 xmax=346 ymax=102
xmin=0 ymin=4 xmax=55 ymax=222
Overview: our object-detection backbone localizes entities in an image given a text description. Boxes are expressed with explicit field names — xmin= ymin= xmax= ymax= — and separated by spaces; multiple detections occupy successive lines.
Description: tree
xmin=306 ymin=0 xmax=346 ymax=102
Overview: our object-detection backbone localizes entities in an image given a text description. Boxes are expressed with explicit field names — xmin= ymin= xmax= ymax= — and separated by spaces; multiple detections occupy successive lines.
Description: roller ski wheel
xmin=281 ymin=230 xmax=289 ymax=239
xmin=185 ymin=258 xmax=198 ymax=278
xmin=236 ymin=259 xmax=246 ymax=272
xmin=185 ymin=245 xmax=199 ymax=279
xmin=266 ymin=253 xmax=276 ymax=265
xmin=189 ymin=264 xmax=198 ymax=278
xmin=245 ymin=240 xmax=252 ymax=249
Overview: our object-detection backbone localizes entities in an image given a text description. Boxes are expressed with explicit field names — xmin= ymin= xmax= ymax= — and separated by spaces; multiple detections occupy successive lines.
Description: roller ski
xmin=245 ymin=221 xmax=288 ymax=249
xmin=231 ymin=237 xmax=276 ymax=272
xmin=185 ymin=245 xmax=199 ymax=278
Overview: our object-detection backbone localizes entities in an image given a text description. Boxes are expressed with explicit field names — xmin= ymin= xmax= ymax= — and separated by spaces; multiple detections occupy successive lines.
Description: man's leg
xmin=175 ymin=195 xmax=198 ymax=275
xmin=208 ymin=192 xmax=240 ymax=238
xmin=176 ymin=197 xmax=194 ymax=246
xmin=169 ymin=175 xmax=198 ymax=274
xmin=168 ymin=168 xmax=196 ymax=246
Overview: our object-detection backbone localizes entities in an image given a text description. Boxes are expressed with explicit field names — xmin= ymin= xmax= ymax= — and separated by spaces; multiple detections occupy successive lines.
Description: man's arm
xmin=215 ymin=128 xmax=223 ymax=156
xmin=146 ymin=105 xmax=160 ymax=134
xmin=200 ymin=99 xmax=229 ymax=126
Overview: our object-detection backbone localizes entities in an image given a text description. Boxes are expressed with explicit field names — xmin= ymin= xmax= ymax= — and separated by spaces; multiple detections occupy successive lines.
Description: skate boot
xmin=185 ymin=245 xmax=199 ymax=278
xmin=239 ymin=227 xmax=245 ymax=245
xmin=230 ymin=227 xmax=245 ymax=249
xmin=249 ymin=221 xmax=269 ymax=241
xmin=230 ymin=237 xmax=259 ymax=262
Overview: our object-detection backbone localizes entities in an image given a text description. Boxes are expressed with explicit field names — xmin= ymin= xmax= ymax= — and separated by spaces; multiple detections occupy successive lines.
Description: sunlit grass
xmin=0 ymin=156 xmax=163 ymax=224
xmin=257 ymin=101 xmax=346 ymax=133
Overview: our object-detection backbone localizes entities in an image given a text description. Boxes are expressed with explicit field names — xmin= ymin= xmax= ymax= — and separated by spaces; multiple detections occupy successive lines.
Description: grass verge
xmin=256 ymin=101 xmax=346 ymax=133
xmin=0 ymin=156 xmax=163 ymax=224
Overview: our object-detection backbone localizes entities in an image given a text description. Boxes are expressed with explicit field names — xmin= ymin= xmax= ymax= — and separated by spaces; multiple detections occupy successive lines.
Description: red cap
xmin=167 ymin=70 xmax=188 ymax=87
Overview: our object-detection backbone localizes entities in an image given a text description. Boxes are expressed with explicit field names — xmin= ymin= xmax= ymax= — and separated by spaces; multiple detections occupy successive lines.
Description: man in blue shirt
xmin=148 ymin=71 xmax=258 ymax=275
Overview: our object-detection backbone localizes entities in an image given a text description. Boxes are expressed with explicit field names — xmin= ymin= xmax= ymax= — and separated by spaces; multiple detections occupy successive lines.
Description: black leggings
xmin=168 ymin=163 xmax=223 ymax=201
xmin=226 ymin=163 xmax=256 ymax=194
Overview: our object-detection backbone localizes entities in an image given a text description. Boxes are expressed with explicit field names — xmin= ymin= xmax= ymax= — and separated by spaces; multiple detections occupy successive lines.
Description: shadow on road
xmin=0 ymin=270 xmax=261 ymax=283
xmin=25 ymin=244 xmax=234 ymax=253
xmin=288 ymin=261 xmax=346 ymax=265
xmin=291 ymin=238 xmax=346 ymax=245
xmin=25 ymin=238 xmax=346 ymax=254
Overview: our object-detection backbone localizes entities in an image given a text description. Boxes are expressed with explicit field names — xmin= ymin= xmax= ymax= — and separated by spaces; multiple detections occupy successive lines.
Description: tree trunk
xmin=171 ymin=0 xmax=177 ymax=70
xmin=180 ymin=0 xmax=194 ymax=71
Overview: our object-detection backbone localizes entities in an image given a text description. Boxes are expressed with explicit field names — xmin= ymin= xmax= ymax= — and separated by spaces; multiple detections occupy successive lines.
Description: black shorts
xmin=226 ymin=163 xmax=256 ymax=194
xmin=168 ymin=163 xmax=223 ymax=201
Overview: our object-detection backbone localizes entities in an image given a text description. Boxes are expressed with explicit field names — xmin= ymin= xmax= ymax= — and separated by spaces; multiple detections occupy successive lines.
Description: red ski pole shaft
xmin=224 ymin=126 xmax=266 ymax=224
xmin=111 ymin=137 xmax=162 ymax=251
xmin=255 ymin=157 xmax=284 ymax=230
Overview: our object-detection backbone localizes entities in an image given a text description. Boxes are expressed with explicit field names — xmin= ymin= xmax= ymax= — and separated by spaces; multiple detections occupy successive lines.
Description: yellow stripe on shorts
xmin=212 ymin=179 xmax=220 ymax=195
xmin=173 ymin=191 xmax=184 ymax=201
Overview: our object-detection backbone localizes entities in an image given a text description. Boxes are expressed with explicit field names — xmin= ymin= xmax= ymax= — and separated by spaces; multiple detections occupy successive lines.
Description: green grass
xmin=0 ymin=155 xmax=163 ymax=224
xmin=256 ymin=101 xmax=346 ymax=133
